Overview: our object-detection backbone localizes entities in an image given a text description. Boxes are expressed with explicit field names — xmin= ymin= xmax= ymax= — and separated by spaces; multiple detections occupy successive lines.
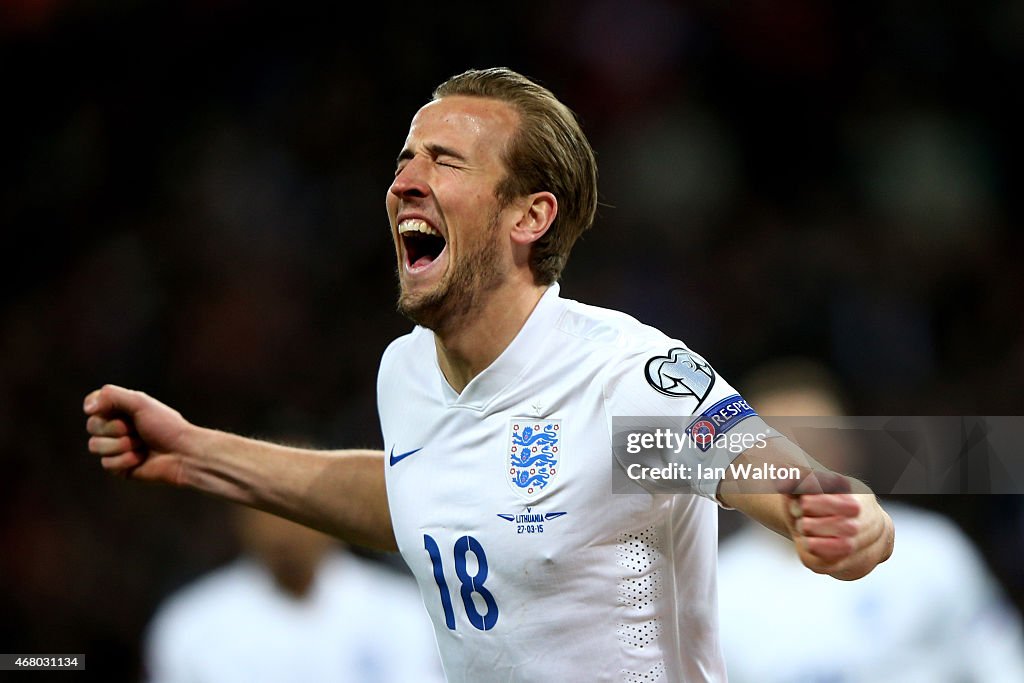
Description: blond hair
xmin=433 ymin=67 xmax=598 ymax=285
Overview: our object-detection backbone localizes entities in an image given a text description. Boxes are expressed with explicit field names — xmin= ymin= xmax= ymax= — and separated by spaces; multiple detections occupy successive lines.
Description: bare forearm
xmin=84 ymin=385 xmax=396 ymax=550
xmin=720 ymin=443 xmax=894 ymax=580
xmin=718 ymin=444 xmax=821 ymax=537
xmin=720 ymin=489 xmax=790 ymax=537
xmin=183 ymin=427 xmax=396 ymax=551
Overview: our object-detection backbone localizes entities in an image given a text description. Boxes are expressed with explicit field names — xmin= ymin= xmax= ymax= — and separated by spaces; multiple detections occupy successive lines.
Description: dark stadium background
xmin=2 ymin=1 xmax=1022 ymax=679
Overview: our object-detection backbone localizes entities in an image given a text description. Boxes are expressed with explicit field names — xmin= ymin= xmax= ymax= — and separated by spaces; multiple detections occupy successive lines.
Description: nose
xmin=389 ymin=155 xmax=430 ymax=201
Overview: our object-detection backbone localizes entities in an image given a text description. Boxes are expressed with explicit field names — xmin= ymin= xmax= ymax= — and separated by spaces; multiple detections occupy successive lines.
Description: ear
xmin=509 ymin=191 xmax=558 ymax=247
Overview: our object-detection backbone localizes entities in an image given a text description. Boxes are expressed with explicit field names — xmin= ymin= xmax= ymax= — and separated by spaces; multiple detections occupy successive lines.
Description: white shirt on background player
xmin=717 ymin=501 xmax=1024 ymax=683
xmin=378 ymin=283 xmax=767 ymax=683
xmin=143 ymin=551 xmax=445 ymax=683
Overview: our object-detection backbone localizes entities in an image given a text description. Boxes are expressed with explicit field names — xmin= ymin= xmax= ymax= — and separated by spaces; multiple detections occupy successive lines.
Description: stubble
xmin=396 ymin=211 xmax=506 ymax=332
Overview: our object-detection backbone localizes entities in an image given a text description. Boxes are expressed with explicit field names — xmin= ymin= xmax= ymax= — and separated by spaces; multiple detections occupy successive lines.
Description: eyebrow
xmin=396 ymin=143 xmax=468 ymax=165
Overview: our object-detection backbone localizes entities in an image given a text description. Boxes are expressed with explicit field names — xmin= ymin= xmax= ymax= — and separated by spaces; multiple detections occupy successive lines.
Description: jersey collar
xmin=437 ymin=283 xmax=565 ymax=410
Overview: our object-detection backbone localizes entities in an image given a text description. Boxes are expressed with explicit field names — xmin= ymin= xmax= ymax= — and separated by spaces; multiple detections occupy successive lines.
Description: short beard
xmin=396 ymin=212 xmax=506 ymax=332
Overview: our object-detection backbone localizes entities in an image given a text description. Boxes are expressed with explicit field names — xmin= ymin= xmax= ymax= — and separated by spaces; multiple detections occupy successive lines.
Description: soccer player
xmin=144 ymin=507 xmax=445 ymax=683
xmin=717 ymin=358 xmax=1024 ymax=683
xmin=85 ymin=67 xmax=894 ymax=682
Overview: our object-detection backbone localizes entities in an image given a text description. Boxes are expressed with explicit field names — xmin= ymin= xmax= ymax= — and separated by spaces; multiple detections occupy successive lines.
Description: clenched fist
xmin=84 ymin=384 xmax=194 ymax=485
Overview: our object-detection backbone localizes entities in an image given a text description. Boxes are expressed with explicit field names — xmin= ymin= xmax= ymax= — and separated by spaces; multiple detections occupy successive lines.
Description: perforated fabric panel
xmin=621 ymin=662 xmax=666 ymax=682
xmin=616 ymin=526 xmax=666 ymax=680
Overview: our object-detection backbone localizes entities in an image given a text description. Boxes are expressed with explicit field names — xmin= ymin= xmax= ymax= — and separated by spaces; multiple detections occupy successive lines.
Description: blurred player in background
xmin=144 ymin=505 xmax=445 ymax=683
xmin=85 ymin=67 xmax=894 ymax=682
xmin=717 ymin=357 xmax=1024 ymax=683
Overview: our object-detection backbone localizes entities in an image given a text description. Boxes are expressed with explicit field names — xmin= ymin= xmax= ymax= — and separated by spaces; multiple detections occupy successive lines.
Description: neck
xmin=434 ymin=279 xmax=548 ymax=393
xmin=266 ymin=562 xmax=317 ymax=600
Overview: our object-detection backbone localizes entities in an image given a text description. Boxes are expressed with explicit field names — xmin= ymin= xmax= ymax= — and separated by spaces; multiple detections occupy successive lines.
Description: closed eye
xmin=426 ymin=143 xmax=467 ymax=168
xmin=393 ymin=144 xmax=466 ymax=174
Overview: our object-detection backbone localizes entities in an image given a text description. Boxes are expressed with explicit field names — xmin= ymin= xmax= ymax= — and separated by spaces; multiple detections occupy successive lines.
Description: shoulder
xmin=547 ymin=297 xmax=679 ymax=377
xmin=377 ymin=326 xmax=433 ymax=397
xmin=883 ymin=503 xmax=988 ymax=572
xmin=379 ymin=325 xmax=429 ymax=369
xmin=553 ymin=297 xmax=673 ymax=352
xmin=563 ymin=303 xmax=720 ymax=406
xmin=154 ymin=560 xmax=257 ymax=617
xmin=549 ymin=293 xmax=746 ymax=415
xmin=145 ymin=560 xmax=260 ymax=649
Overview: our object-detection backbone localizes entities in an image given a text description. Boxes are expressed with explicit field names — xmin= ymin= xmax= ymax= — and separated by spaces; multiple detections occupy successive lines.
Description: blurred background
xmin=2 ymin=0 xmax=1023 ymax=679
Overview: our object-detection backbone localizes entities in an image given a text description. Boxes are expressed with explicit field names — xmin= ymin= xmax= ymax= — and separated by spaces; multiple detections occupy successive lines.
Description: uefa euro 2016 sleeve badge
xmin=506 ymin=419 xmax=560 ymax=499
xmin=644 ymin=347 xmax=716 ymax=402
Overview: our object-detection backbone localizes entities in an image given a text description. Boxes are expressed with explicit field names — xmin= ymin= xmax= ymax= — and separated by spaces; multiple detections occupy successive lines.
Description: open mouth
xmin=399 ymin=219 xmax=447 ymax=269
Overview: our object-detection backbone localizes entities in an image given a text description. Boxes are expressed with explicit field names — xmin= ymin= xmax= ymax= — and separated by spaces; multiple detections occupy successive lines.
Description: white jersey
xmin=378 ymin=284 xmax=758 ymax=683
xmin=143 ymin=551 xmax=446 ymax=683
xmin=717 ymin=502 xmax=1024 ymax=683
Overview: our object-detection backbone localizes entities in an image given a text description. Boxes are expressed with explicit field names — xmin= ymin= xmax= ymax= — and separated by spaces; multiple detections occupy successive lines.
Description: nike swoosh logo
xmin=389 ymin=446 xmax=423 ymax=466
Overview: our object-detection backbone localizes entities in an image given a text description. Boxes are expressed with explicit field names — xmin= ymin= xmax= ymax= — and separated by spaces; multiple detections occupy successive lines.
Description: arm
xmin=718 ymin=437 xmax=894 ymax=580
xmin=84 ymin=384 xmax=396 ymax=551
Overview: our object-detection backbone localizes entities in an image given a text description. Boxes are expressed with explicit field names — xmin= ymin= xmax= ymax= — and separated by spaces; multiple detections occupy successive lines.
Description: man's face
xmin=386 ymin=95 xmax=519 ymax=329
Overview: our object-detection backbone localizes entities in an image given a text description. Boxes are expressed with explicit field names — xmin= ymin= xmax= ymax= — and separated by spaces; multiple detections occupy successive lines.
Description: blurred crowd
xmin=2 ymin=1 xmax=1022 ymax=679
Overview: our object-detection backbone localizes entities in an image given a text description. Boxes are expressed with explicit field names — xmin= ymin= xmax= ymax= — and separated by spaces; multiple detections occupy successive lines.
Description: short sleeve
xmin=603 ymin=341 xmax=777 ymax=501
